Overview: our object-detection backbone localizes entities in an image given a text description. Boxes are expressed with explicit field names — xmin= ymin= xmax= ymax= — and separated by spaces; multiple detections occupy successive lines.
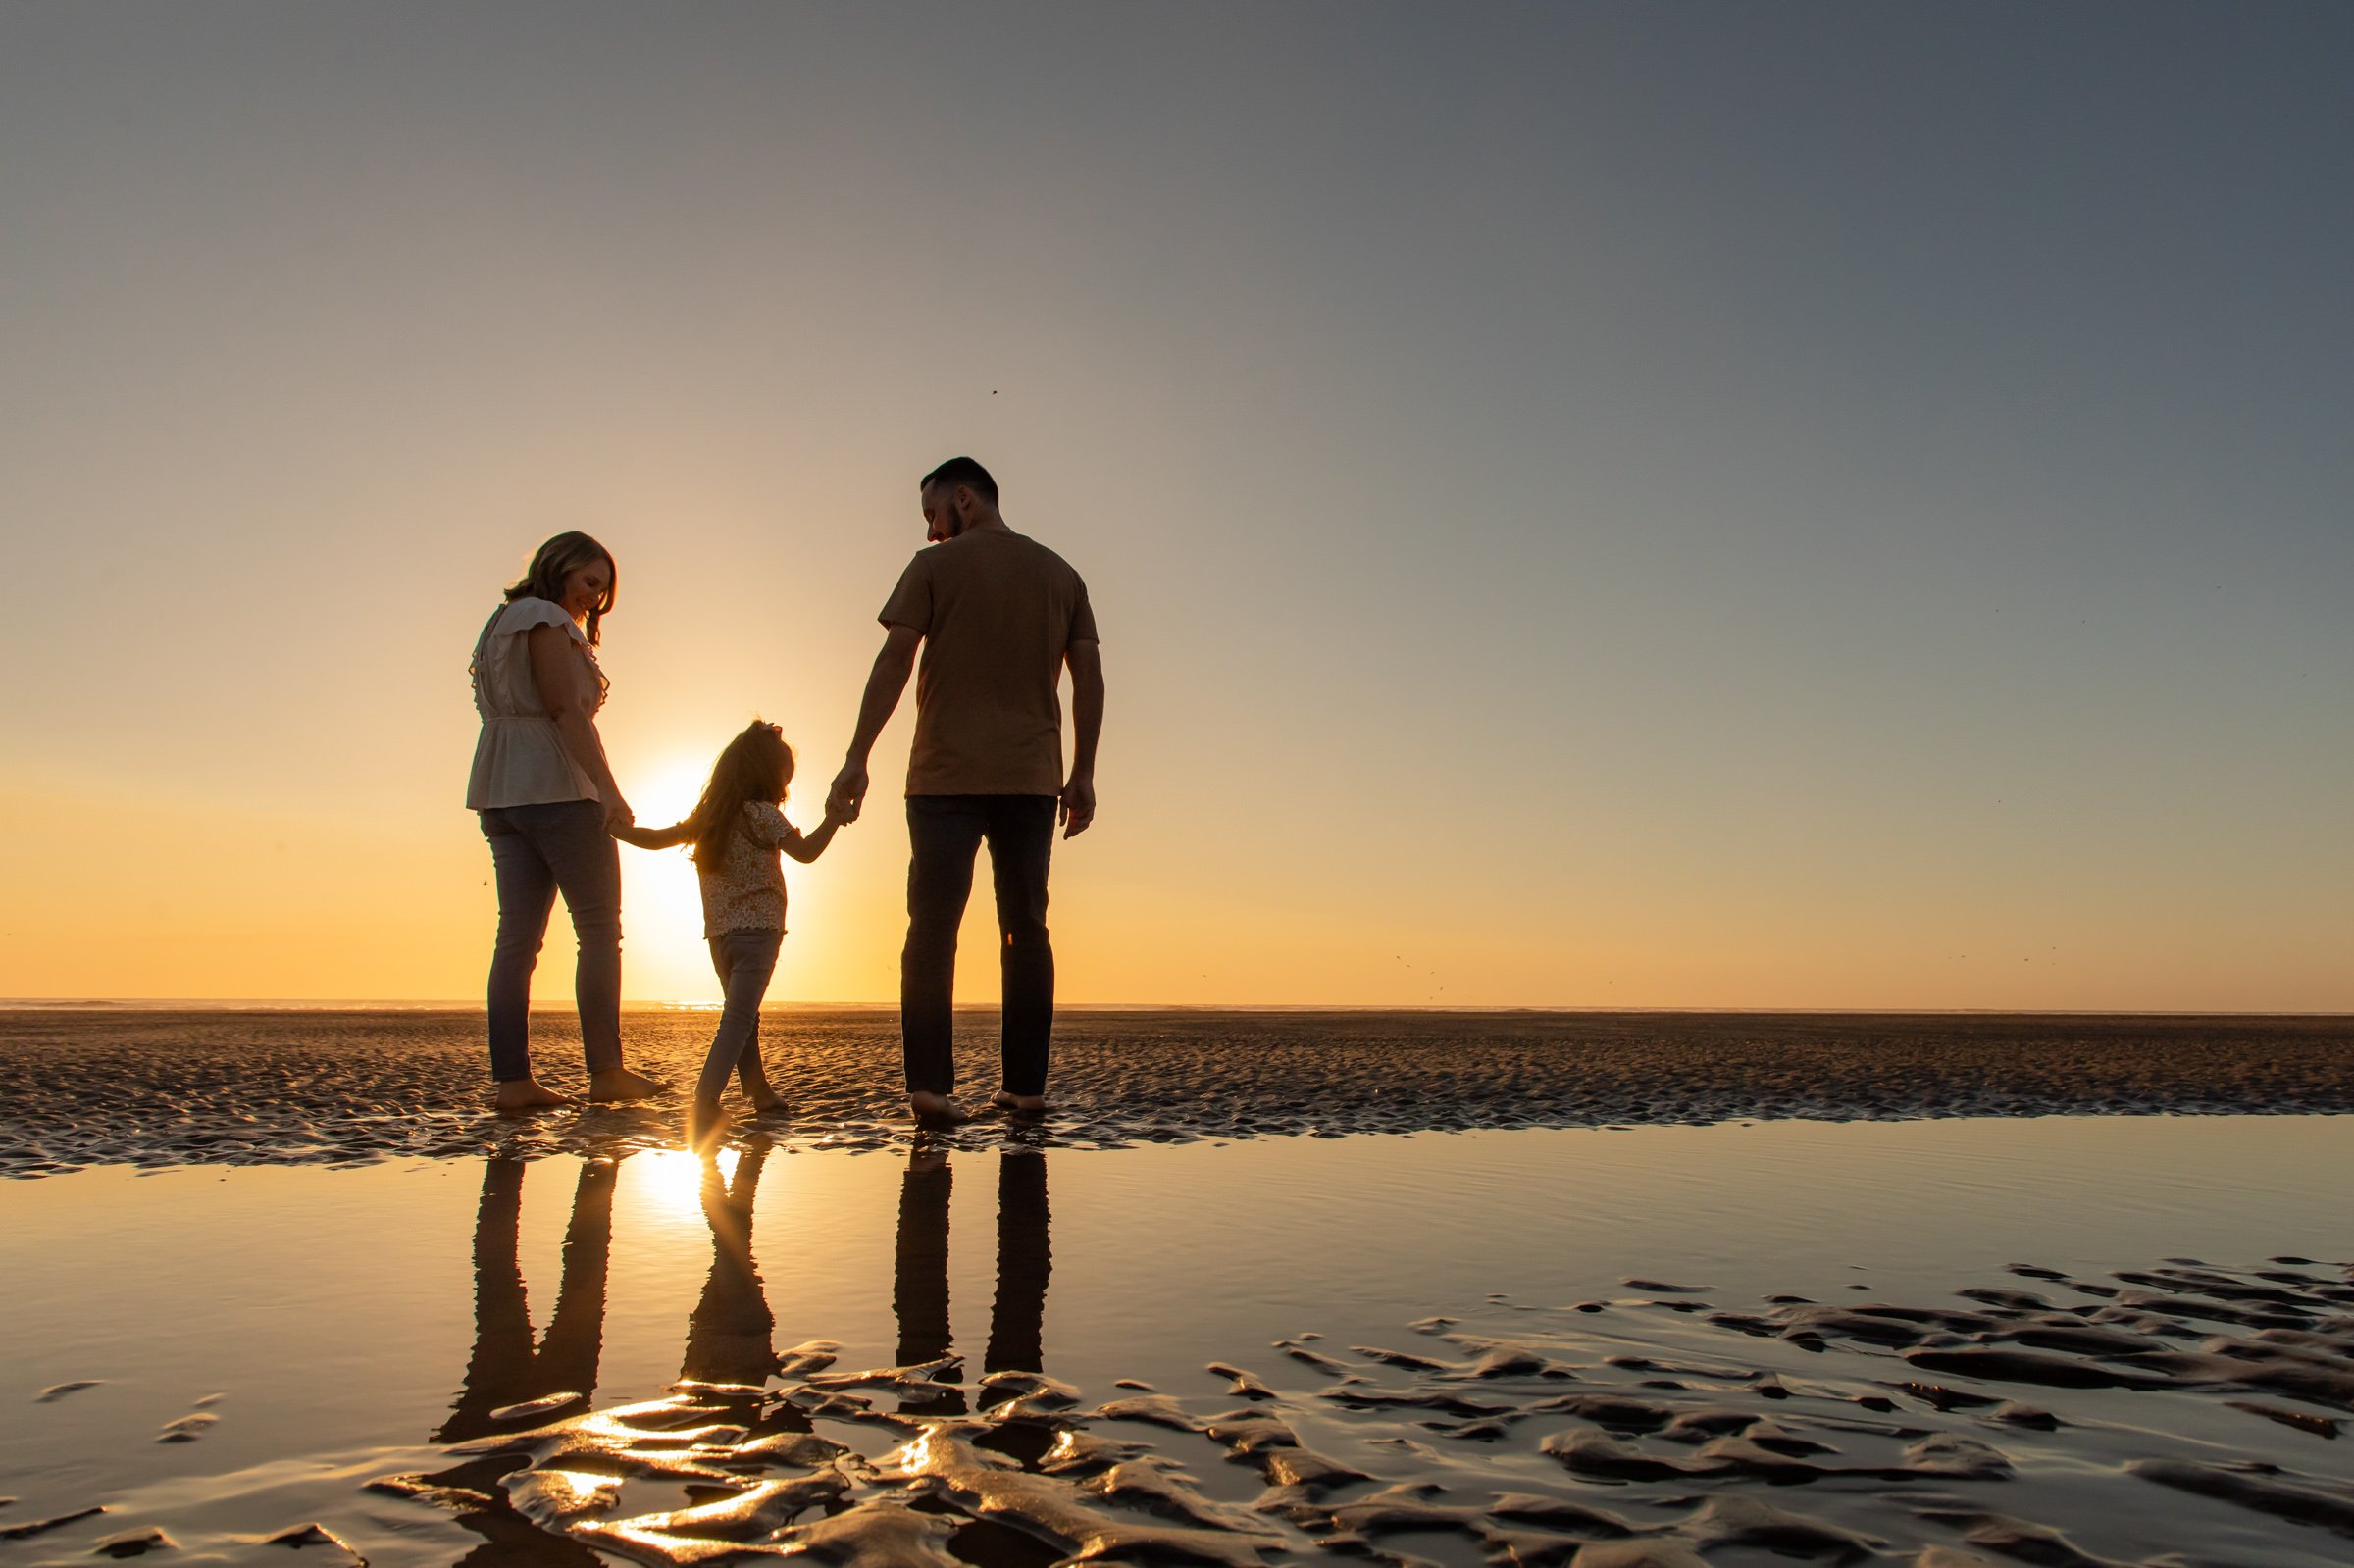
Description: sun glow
xmin=622 ymin=755 xmax=722 ymax=1004
xmin=626 ymin=1146 xmax=741 ymax=1225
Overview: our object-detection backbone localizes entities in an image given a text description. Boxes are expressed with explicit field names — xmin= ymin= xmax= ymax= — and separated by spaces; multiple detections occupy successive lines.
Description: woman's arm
xmin=526 ymin=624 xmax=632 ymax=831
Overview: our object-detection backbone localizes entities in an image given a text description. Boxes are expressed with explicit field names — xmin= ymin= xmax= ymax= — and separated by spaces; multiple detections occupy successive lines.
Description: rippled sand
xmin=4 ymin=1008 xmax=2349 ymax=1176
xmin=18 ymin=1249 xmax=2352 ymax=1565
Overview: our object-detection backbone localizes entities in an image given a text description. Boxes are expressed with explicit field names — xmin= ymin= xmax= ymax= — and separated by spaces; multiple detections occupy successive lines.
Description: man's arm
xmin=828 ymin=622 xmax=924 ymax=823
xmin=1060 ymin=638 xmax=1103 ymax=838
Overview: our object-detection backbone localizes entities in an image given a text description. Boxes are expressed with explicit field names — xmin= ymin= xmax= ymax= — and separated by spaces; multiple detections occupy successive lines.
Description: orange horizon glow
xmin=5 ymin=11 xmax=2349 ymax=1016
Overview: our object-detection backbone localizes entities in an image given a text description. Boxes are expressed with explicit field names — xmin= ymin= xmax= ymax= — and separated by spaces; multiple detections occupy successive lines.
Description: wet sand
xmin=3 ymin=1007 xmax=2349 ymax=1176
xmin=433 ymin=1249 xmax=2354 ymax=1568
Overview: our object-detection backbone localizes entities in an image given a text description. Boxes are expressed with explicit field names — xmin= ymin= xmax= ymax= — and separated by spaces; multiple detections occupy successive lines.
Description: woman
xmin=466 ymin=531 xmax=663 ymax=1109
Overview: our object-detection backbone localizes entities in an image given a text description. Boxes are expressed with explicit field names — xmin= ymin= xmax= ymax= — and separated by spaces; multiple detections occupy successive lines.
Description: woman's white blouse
xmin=466 ymin=599 xmax=605 ymax=810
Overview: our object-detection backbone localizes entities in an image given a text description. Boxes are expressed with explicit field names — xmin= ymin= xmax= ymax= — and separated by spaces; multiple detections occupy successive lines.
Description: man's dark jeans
xmin=480 ymin=799 xmax=625 ymax=1084
xmin=901 ymin=794 xmax=1055 ymax=1098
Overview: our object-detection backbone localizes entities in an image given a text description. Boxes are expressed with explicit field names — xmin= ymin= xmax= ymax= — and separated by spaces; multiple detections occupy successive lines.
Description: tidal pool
xmin=3 ymin=1116 xmax=2350 ymax=1565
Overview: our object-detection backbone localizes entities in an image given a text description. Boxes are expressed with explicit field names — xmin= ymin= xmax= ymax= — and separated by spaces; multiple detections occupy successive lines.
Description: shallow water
xmin=5 ymin=1116 xmax=2354 ymax=1565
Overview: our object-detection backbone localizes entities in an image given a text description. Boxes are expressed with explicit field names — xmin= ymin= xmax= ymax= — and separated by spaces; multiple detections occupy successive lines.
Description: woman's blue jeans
xmin=700 ymin=929 xmax=783 ymax=1105
xmin=480 ymin=799 xmax=624 ymax=1083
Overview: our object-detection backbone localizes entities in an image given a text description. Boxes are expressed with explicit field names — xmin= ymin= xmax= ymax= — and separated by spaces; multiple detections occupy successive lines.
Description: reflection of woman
xmin=435 ymin=1157 xmax=616 ymax=1444
xmin=466 ymin=533 xmax=661 ymax=1109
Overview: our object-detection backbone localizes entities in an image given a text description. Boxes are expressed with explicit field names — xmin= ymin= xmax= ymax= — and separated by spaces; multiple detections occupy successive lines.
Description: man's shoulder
xmin=999 ymin=530 xmax=1083 ymax=582
xmin=941 ymin=529 xmax=1082 ymax=581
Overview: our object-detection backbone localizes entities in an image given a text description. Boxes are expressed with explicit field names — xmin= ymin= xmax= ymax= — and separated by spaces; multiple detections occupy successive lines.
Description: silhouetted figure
xmin=682 ymin=1151 xmax=778 ymax=1386
xmin=891 ymin=1149 xmax=1055 ymax=1379
xmin=614 ymin=725 xmax=845 ymax=1132
xmin=435 ymin=1157 xmax=616 ymax=1444
xmin=894 ymin=1151 xmax=954 ymax=1367
xmin=468 ymin=533 xmax=662 ymax=1110
xmin=986 ymin=1152 xmax=1051 ymax=1374
xmin=827 ymin=458 xmax=1105 ymax=1124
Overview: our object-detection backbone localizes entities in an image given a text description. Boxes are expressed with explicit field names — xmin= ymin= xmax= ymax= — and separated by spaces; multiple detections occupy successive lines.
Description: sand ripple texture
xmin=28 ymin=1252 xmax=2354 ymax=1566
xmin=3 ymin=1007 xmax=2350 ymax=1176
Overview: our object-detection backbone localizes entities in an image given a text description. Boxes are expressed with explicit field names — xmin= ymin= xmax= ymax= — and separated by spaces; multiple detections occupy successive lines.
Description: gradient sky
xmin=3 ymin=2 xmax=2347 ymax=1008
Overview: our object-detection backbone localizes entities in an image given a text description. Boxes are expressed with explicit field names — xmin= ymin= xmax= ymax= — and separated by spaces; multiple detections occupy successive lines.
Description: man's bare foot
xmin=494 ymin=1078 xmax=577 ymax=1113
xmin=991 ymin=1090 xmax=1048 ymax=1115
xmin=909 ymin=1090 xmax=970 ymax=1127
xmin=587 ymin=1067 xmax=667 ymax=1102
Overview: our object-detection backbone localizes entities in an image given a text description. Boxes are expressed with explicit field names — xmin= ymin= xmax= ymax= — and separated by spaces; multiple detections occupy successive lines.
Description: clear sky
xmin=3 ymin=2 xmax=2347 ymax=1009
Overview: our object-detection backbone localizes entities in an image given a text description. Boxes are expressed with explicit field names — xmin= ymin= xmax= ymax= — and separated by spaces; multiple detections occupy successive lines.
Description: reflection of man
xmin=830 ymin=457 xmax=1104 ymax=1127
xmin=893 ymin=1151 xmax=954 ymax=1370
xmin=986 ymin=1152 xmax=1051 ymax=1374
xmin=891 ymin=1150 xmax=1053 ymax=1381
xmin=435 ymin=1158 xmax=615 ymax=1444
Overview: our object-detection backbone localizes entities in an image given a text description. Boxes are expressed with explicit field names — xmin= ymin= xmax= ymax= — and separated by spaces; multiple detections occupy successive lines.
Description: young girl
xmin=616 ymin=720 xmax=844 ymax=1120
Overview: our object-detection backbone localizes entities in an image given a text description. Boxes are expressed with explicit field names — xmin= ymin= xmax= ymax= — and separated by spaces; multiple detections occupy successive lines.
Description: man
xmin=829 ymin=457 xmax=1103 ymax=1126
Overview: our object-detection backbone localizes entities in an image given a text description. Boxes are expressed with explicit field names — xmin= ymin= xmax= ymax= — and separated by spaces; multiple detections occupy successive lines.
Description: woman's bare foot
xmin=494 ymin=1078 xmax=577 ymax=1113
xmin=687 ymin=1097 xmax=728 ymax=1148
xmin=742 ymin=1084 xmax=787 ymax=1114
xmin=991 ymin=1090 xmax=1047 ymax=1115
xmin=909 ymin=1090 xmax=970 ymax=1127
xmin=587 ymin=1067 xmax=667 ymax=1102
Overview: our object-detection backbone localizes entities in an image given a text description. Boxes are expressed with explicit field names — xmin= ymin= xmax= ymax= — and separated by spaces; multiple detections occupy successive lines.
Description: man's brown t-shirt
xmin=879 ymin=529 xmax=1098 ymax=796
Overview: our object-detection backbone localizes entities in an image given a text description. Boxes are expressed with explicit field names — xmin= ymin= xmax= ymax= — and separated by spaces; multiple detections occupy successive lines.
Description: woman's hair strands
xmin=506 ymin=531 xmax=618 ymax=646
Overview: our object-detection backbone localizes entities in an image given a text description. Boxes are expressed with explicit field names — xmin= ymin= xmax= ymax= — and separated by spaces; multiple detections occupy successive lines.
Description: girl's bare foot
xmin=991 ymin=1090 xmax=1047 ymax=1115
xmin=494 ymin=1078 xmax=577 ymax=1113
xmin=909 ymin=1090 xmax=970 ymax=1127
xmin=588 ymin=1067 xmax=667 ymax=1102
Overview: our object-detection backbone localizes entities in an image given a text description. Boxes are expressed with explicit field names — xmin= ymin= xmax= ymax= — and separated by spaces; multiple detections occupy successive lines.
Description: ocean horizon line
xmin=3 ymin=997 xmax=2349 ymax=1020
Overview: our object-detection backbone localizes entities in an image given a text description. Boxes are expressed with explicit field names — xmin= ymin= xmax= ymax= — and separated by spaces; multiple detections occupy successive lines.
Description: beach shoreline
xmin=3 ymin=1006 xmax=2348 ymax=1177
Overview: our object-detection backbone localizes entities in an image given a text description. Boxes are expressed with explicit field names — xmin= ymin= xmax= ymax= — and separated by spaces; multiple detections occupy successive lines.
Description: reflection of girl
xmin=683 ymin=1150 xmax=776 ymax=1387
xmin=618 ymin=721 xmax=844 ymax=1121
xmin=467 ymin=532 xmax=663 ymax=1110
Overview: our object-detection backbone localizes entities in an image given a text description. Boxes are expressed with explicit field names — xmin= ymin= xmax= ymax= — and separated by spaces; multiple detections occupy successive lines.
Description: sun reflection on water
xmin=626 ymin=1146 xmax=742 ymax=1226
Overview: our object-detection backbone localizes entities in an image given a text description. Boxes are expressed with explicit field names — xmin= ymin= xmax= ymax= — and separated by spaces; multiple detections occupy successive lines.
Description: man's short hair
xmin=920 ymin=456 xmax=998 ymax=506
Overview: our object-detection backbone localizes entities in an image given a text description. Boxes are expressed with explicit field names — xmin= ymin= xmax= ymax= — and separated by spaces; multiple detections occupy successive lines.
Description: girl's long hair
xmin=683 ymin=721 xmax=793 ymax=867
xmin=505 ymin=531 xmax=617 ymax=646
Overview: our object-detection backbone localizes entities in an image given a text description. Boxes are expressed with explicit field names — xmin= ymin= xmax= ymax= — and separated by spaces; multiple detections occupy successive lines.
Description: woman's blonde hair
xmin=682 ymin=721 xmax=795 ymax=868
xmin=505 ymin=531 xmax=618 ymax=646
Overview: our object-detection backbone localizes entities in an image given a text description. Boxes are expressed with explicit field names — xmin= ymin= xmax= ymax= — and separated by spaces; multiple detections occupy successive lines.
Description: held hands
xmin=826 ymin=761 xmax=868 ymax=826
xmin=602 ymin=796 xmax=636 ymax=837
xmin=1058 ymin=773 xmax=1096 ymax=838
